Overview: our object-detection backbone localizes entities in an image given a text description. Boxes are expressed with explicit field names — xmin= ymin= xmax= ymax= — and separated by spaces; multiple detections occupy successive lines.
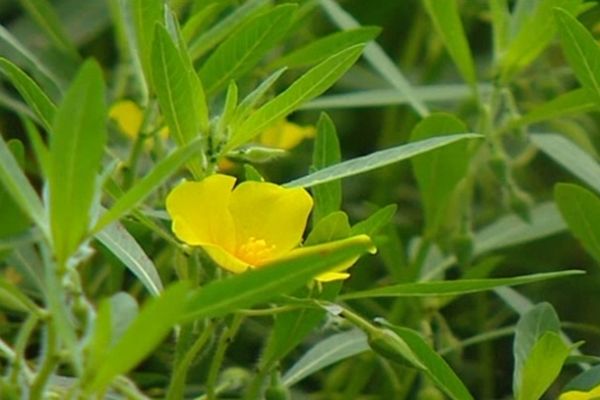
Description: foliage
xmin=0 ymin=0 xmax=599 ymax=399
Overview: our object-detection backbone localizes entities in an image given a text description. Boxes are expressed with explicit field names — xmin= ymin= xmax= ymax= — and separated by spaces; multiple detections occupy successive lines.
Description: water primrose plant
xmin=1 ymin=0 xmax=600 ymax=399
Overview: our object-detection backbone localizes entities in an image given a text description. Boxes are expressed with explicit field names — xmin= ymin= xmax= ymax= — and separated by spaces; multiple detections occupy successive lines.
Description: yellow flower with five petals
xmin=166 ymin=174 xmax=368 ymax=281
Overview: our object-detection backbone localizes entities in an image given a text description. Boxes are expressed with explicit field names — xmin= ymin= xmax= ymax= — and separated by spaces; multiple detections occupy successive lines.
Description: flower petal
xmin=229 ymin=181 xmax=313 ymax=260
xmin=315 ymin=271 xmax=351 ymax=282
xmin=202 ymin=244 xmax=251 ymax=274
xmin=166 ymin=175 xmax=237 ymax=251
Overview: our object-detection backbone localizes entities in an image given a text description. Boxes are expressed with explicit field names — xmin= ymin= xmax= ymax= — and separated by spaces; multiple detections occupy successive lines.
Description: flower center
xmin=236 ymin=237 xmax=276 ymax=266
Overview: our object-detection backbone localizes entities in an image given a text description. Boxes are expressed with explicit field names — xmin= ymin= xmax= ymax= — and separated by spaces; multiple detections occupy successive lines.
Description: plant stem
xmin=29 ymin=320 xmax=58 ymax=400
xmin=206 ymin=314 xmax=243 ymax=400
xmin=10 ymin=314 xmax=38 ymax=384
xmin=167 ymin=322 xmax=215 ymax=400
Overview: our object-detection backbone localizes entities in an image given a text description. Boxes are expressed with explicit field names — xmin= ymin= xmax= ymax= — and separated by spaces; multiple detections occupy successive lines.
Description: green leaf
xmin=232 ymin=67 xmax=286 ymax=126
xmin=0 ymin=139 xmax=30 ymax=239
xmin=490 ymin=0 xmax=509 ymax=56
xmin=151 ymin=25 xmax=208 ymax=176
xmin=410 ymin=114 xmax=470 ymax=236
xmin=311 ymin=113 xmax=342 ymax=224
xmin=18 ymin=0 xmax=79 ymax=60
xmin=285 ymin=133 xmax=481 ymax=188
xmin=386 ymin=326 xmax=474 ymax=400
xmin=260 ymin=283 xmax=342 ymax=371
xmin=95 ymin=221 xmax=164 ymax=296
xmin=0 ymin=57 xmax=57 ymax=130
xmin=0 ymin=134 xmax=46 ymax=235
xmin=305 ymin=211 xmax=351 ymax=246
xmin=132 ymin=0 xmax=162 ymax=83
xmin=554 ymin=8 xmax=600 ymax=104
xmin=474 ymin=202 xmax=566 ymax=256
xmin=21 ymin=117 xmax=49 ymax=178
xmin=516 ymin=332 xmax=570 ymax=400
xmin=513 ymin=303 xmax=561 ymax=396
xmin=340 ymin=270 xmax=583 ymax=300
xmin=181 ymin=3 xmax=225 ymax=44
xmin=351 ymin=204 xmax=397 ymax=236
xmin=199 ymin=4 xmax=296 ymax=94
xmin=500 ymin=0 xmax=581 ymax=82
xmin=562 ymin=364 xmax=600 ymax=392
xmin=93 ymin=138 xmax=204 ymax=233
xmin=303 ymin=84 xmax=490 ymax=109
xmin=49 ymin=59 xmax=107 ymax=265
xmin=189 ymin=0 xmax=270 ymax=61
xmin=0 ymin=275 xmax=43 ymax=316
xmin=182 ymin=235 xmax=373 ymax=321
xmin=532 ymin=134 xmax=600 ymax=194
xmin=87 ymin=282 xmax=190 ymax=394
xmin=422 ymin=0 xmax=477 ymax=88
xmin=228 ymin=45 xmax=365 ymax=151
xmin=512 ymin=89 xmax=598 ymax=128
xmin=319 ymin=0 xmax=429 ymax=117
xmin=0 ymin=25 xmax=63 ymax=96
xmin=272 ymin=26 xmax=380 ymax=70
xmin=554 ymin=183 xmax=600 ymax=264
xmin=283 ymin=330 xmax=369 ymax=386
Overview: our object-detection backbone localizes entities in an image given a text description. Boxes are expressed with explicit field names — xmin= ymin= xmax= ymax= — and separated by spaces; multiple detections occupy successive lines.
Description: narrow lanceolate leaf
xmin=340 ymin=270 xmax=583 ymax=300
xmin=386 ymin=326 xmax=474 ymax=400
xmin=473 ymin=202 xmax=565 ymax=256
xmin=18 ymin=0 xmax=79 ymax=60
xmin=151 ymin=25 xmax=208 ymax=176
xmin=319 ymin=0 xmax=429 ymax=117
xmin=93 ymin=138 xmax=204 ymax=233
xmin=132 ymin=0 xmax=162 ymax=82
xmin=227 ymin=45 xmax=365 ymax=151
xmin=554 ymin=183 xmax=600 ymax=265
xmin=422 ymin=0 xmax=477 ymax=88
xmin=285 ymin=133 xmax=481 ymax=188
xmin=311 ymin=113 xmax=342 ymax=224
xmin=199 ymin=4 xmax=297 ymax=94
xmin=0 ymin=25 xmax=63 ymax=96
xmin=88 ymin=283 xmax=189 ymax=393
xmin=189 ymin=0 xmax=270 ymax=61
xmin=499 ymin=0 xmax=581 ymax=82
xmin=0 ymin=134 xmax=46 ymax=234
xmin=0 ymin=58 xmax=57 ymax=130
xmin=532 ymin=134 xmax=600 ymax=195
xmin=554 ymin=8 xmax=600 ymax=104
xmin=95 ymin=221 xmax=163 ymax=296
xmin=410 ymin=114 xmax=470 ymax=237
xmin=283 ymin=330 xmax=369 ymax=386
xmin=182 ymin=235 xmax=373 ymax=321
xmin=272 ymin=26 xmax=381 ymax=69
xmin=512 ymin=89 xmax=598 ymax=128
xmin=49 ymin=60 xmax=107 ymax=265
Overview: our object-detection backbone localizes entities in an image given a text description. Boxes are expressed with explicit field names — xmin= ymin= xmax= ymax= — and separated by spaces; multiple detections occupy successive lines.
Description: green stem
xmin=206 ymin=315 xmax=243 ymax=400
xmin=167 ymin=322 xmax=215 ymax=400
xmin=10 ymin=314 xmax=38 ymax=384
xmin=29 ymin=319 xmax=59 ymax=400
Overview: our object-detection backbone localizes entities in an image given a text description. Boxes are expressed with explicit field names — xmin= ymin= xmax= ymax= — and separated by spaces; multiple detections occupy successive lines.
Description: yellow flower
xmin=258 ymin=119 xmax=315 ymax=150
xmin=560 ymin=384 xmax=600 ymax=400
xmin=109 ymin=100 xmax=169 ymax=141
xmin=109 ymin=100 xmax=143 ymax=139
xmin=166 ymin=174 xmax=367 ymax=281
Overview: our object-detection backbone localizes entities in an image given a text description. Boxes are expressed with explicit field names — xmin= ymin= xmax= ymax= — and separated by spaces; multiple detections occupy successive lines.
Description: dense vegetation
xmin=0 ymin=0 xmax=600 ymax=399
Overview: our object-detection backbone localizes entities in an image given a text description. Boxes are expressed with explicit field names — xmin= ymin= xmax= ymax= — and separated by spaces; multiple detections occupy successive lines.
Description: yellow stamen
xmin=237 ymin=237 xmax=276 ymax=266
